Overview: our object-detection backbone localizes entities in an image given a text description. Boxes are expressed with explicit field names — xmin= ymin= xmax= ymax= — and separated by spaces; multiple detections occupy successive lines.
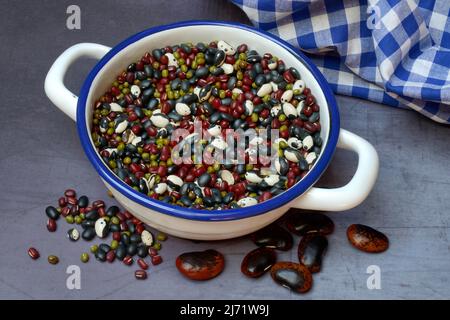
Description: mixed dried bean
xmin=91 ymin=40 xmax=323 ymax=210
xmin=32 ymin=188 xmax=166 ymax=279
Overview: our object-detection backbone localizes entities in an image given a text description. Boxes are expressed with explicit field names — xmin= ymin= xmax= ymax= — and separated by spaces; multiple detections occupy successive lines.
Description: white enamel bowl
xmin=45 ymin=21 xmax=379 ymax=240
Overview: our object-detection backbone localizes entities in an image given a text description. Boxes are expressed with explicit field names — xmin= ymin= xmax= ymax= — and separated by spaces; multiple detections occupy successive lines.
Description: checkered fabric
xmin=230 ymin=0 xmax=450 ymax=123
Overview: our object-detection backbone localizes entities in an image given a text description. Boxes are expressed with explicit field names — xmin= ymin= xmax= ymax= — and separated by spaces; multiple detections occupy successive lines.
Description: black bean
xmin=182 ymin=93 xmax=197 ymax=104
xmin=147 ymin=98 xmax=158 ymax=109
xmin=236 ymin=164 xmax=246 ymax=174
xmin=137 ymin=245 xmax=148 ymax=258
xmin=127 ymin=221 xmax=136 ymax=234
xmin=198 ymin=173 xmax=211 ymax=187
xmin=135 ymin=71 xmax=146 ymax=81
xmin=195 ymin=67 xmax=209 ymax=78
xmin=144 ymin=65 xmax=154 ymax=77
xmin=115 ymin=245 xmax=126 ymax=261
xmin=221 ymin=113 xmax=234 ymax=122
xmin=180 ymin=80 xmax=190 ymax=92
xmin=211 ymin=67 xmax=224 ymax=76
xmin=130 ymin=234 xmax=140 ymax=243
xmin=202 ymin=102 xmax=214 ymax=115
xmin=222 ymin=192 xmax=234 ymax=204
xmin=181 ymin=43 xmax=192 ymax=54
xmin=81 ymin=228 xmax=96 ymax=241
xmin=171 ymin=78 xmax=181 ymax=90
xmin=99 ymin=244 xmax=111 ymax=253
xmin=134 ymin=107 xmax=144 ymax=119
xmin=255 ymin=74 xmax=266 ymax=86
xmin=309 ymin=112 xmax=320 ymax=123
xmin=289 ymin=67 xmax=301 ymax=79
xmin=127 ymin=244 xmax=138 ymax=256
xmin=196 ymin=42 xmax=207 ymax=52
xmin=152 ymin=49 xmax=163 ymax=61
xmin=227 ymin=77 xmax=237 ymax=90
xmin=106 ymin=206 xmax=120 ymax=217
xmin=85 ymin=210 xmax=99 ymax=221
xmin=121 ymin=233 xmax=130 ymax=245
xmin=139 ymin=178 xmax=149 ymax=194
xmin=253 ymin=63 xmax=263 ymax=74
xmin=203 ymin=197 xmax=215 ymax=207
xmin=297 ymin=158 xmax=308 ymax=171
xmin=210 ymin=112 xmax=221 ymax=123
xmin=45 ymin=206 xmax=59 ymax=220
xmin=81 ymin=220 xmax=95 ymax=229
xmin=214 ymin=50 xmax=226 ymax=66
xmin=127 ymin=63 xmax=136 ymax=72
xmin=78 ymin=196 xmax=89 ymax=208
xmin=180 ymin=196 xmax=193 ymax=207
xmin=95 ymin=249 xmax=107 ymax=262
xmin=110 ymin=224 xmax=120 ymax=232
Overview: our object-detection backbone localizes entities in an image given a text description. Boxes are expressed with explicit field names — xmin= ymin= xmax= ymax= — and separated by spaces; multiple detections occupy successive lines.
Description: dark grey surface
xmin=1 ymin=0 xmax=449 ymax=299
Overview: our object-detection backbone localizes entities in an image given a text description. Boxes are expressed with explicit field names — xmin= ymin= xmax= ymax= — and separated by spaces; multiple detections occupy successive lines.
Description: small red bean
xmin=123 ymin=255 xmax=133 ymax=266
xmin=151 ymin=255 xmax=163 ymax=266
xmin=28 ymin=247 xmax=40 ymax=260
xmin=124 ymin=211 xmax=133 ymax=220
xmin=61 ymin=206 xmax=71 ymax=217
xmin=67 ymin=197 xmax=78 ymax=205
xmin=135 ymin=270 xmax=147 ymax=280
xmin=47 ymin=219 xmax=57 ymax=232
xmin=137 ymin=258 xmax=149 ymax=270
xmin=148 ymin=248 xmax=158 ymax=257
xmin=283 ymin=70 xmax=295 ymax=83
xmin=106 ymin=251 xmax=116 ymax=263
xmin=58 ymin=197 xmax=67 ymax=207
xmin=64 ymin=189 xmax=76 ymax=198
xmin=92 ymin=200 xmax=105 ymax=209
xmin=237 ymin=44 xmax=248 ymax=53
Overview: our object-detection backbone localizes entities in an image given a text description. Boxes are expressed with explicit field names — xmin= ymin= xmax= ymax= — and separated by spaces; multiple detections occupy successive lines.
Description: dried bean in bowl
xmin=91 ymin=41 xmax=323 ymax=210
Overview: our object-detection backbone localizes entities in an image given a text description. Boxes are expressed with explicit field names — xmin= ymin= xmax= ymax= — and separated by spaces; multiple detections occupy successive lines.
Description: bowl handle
xmin=292 ymin=129 xmax=379 ymax=211
xmin=44 ymin=43 xmax=111 ymax=121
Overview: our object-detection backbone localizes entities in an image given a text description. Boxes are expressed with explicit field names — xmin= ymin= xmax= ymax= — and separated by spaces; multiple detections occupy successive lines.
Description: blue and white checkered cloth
xmin=230 ymin=0 xmax=450 ymax=123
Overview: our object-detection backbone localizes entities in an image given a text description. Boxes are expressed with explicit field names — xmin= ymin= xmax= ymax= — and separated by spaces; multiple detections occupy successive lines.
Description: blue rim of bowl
xmin=77 ymin=20 xmax=340 ymax=221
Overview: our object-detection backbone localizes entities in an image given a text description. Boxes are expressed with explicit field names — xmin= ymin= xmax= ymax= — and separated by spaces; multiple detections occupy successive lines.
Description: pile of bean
xmin=30 ymin=189 xmax=166 ymax=280
xmin=91 ymin=40 xmax=322 ymax=210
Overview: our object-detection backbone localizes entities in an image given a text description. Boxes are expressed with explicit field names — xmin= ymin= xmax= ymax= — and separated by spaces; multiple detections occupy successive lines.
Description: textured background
xmin=0 ymin=0 xmax=449 ymax=299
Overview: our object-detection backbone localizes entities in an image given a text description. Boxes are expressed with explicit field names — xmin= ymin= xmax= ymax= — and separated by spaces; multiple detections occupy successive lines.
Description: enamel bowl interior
xmin=78 ymin=22 xmax=338 ymax=221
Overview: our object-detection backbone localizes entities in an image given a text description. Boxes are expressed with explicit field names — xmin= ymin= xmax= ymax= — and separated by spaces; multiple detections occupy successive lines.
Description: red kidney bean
xmin=64 ymin=189 xmax=76 ymax=198
xmin=46 ymin=219 xmax=57 ymax=232
xmin=70 ymin=205 xmax=79 ymax=216
xmin=237 ymin=44 xmax=248 ymax=53
xmin=113 ymin=232 xmax=121 ymax=241
xmin=106 ymin=251 xmax=116 ymax=263
xmin=135 ymin=270 xmax=147 ymax=280
xmin=98 ymin=207 xmax=106 ymax=217
xmin=58 ymin=197 xmax=67 ymax=207
xmin=136 ymin=224 xmax=145 ymax=235
xmin=120 ymin=222 xmax=128 ymax=232
xmin=28 ymin=248 xmax=40 ymax=260
xmin=61 ymin=206 xmax=71 ymax=217
xmin=306 ymin=95 xmax=315 ymax=105
xmin=151 ymin=255 xmax=163 ymax=266
xmin=303 ymin=122 xmax=316 ymax=133
xmin=148 ymin=248 xmax=158 ymax=257
xmin=92 ymin=200 xmax=105 ymax=209
xmin=124 ymin=211 xmax=133 ymax=220
xmin=116 ymin=212 xmax=126 ymax=221
xmin=123 ymin=256 xmax=133 ymax=266
xmin=137 ymin=258 xmax=149 ymax=270
xmin=283 ymin=70 xmax=295 ymax=83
